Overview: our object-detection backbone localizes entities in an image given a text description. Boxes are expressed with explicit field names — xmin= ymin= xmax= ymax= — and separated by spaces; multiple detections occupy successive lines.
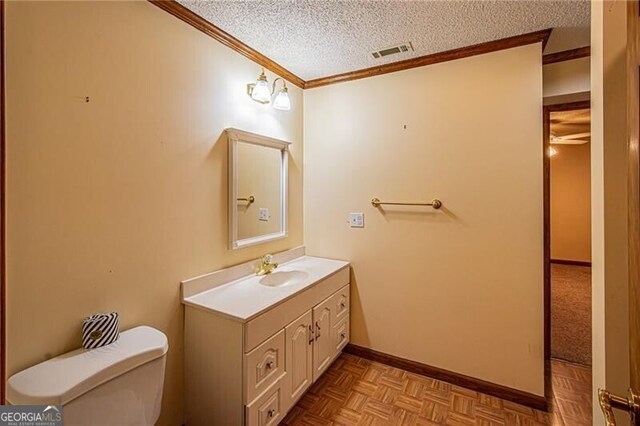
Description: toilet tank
xmin=7 ymin=326 xmax=169 ymax=426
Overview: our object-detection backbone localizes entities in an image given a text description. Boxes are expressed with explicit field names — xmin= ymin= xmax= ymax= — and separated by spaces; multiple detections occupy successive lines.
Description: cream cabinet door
xmin=284 ymin=310 xmax=313 ymax=408
xmin=312 ymin=298 xmax=333 ymax=381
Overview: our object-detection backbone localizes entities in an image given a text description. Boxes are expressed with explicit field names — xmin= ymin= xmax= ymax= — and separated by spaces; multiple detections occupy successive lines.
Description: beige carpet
xmin=551 ymin=263 xmax=592 ymax=366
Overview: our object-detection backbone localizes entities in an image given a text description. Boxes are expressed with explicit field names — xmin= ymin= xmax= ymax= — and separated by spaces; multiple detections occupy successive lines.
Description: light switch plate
xmin=259 ymin=208 xmax=269 ymax=221
xmin=349 ymin=212 xmax=364 ymax=228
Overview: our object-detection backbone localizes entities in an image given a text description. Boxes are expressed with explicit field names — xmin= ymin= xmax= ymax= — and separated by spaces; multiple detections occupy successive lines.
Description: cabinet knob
xmin=266 ymin=361 xmax=274 ymax=369
xmin=341 ymin=332 xmax=346 ymax=339
xmin=267 ymin=409 xmax=276 ymax=418
xmin=340 ymin=302 xmax=346 ymax=308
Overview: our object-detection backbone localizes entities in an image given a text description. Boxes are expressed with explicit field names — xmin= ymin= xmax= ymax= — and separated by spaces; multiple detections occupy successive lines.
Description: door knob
xmin=598 ymin=388 xmax=640 ymax=425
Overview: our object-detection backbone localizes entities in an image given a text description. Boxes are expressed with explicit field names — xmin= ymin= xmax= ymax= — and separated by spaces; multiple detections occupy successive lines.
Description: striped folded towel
xmin=82 ymin=312 xmax=120 ymax=349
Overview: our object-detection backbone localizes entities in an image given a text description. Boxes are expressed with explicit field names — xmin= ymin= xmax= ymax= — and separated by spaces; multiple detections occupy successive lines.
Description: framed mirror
xmin=227 ymin=128 xmax=290 ymax=250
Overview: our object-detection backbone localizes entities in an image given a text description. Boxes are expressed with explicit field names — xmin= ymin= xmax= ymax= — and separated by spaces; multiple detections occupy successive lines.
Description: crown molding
xmin=542 ymin=46 xmax=590 ymax=65
xmin=148 ymin=0 xmax=306 ymax=88
xmin=149 ymin=2 xmax=552 ymax=90
xmin=305 ymin=29 xmax=551 ymax=88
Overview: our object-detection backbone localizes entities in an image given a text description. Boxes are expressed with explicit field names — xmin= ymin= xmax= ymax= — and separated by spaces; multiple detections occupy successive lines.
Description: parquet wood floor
xmin=548 ymin=359 xmax=592 ymax=426
xmin=281 ymin=354 xmax=592 ymax=425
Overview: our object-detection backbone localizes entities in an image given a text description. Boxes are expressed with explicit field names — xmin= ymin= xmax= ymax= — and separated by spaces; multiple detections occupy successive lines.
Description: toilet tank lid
xmin=7 ymin=326 xmax=168 ymax=406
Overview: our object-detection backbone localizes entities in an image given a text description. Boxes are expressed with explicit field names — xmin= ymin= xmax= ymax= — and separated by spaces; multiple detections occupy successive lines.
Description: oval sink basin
xmin=259 ymin=270 xmax=309 ymax=288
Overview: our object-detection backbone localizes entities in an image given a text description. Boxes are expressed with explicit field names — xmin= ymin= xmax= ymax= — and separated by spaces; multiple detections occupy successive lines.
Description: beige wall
xmin=550 ymin=143 xmax=592 ymax=262
xmin=591 ymin=1 xmax=630 ymax=424
xmin=237 ymin=142 xmax=282 ymax=240
xmin=5 ymin=2 xmax=303 ymax=425
xmin=304 ymin=44 xmax=544 ymax=395
xmin=543 ymin=57 xmax=590 ymax=98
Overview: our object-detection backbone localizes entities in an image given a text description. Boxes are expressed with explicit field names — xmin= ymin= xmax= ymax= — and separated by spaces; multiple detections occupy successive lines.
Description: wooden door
xmin=284 ymin=310 xmax=313 ymax=408
xmin=312 ymin=299 xmax=333 ymax=381
xmin=599 ymin=2 xmax=640 ymax=424
xmin=628 ymin=0 xmax=640 ymax=395
xmin=1 ymin=0 xmax=6 ymax=404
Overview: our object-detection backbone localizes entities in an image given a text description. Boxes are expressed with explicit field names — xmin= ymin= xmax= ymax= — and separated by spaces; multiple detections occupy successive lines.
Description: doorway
xmin=543 ymin=101 xmax=592 ymax=425
xmin=549 ymin=106 xmax=592 ymax=366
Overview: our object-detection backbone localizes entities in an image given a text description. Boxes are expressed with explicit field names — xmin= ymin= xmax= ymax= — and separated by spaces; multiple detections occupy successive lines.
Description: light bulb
xmin=273 ymin=87 xmax=291 ymax=111
xmin=251 ymin=72 xmax=271 ymax=103
xmin=548 ymin=146 xmax=558 ymax=157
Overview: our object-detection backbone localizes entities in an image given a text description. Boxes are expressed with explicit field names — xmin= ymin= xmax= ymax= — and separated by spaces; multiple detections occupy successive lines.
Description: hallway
xmin=550 ymin=263 xmax=592 ymax=366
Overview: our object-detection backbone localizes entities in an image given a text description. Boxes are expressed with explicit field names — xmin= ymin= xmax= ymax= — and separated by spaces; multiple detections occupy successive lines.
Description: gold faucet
xmin=256 ymin=254 xmax=278 ymax=276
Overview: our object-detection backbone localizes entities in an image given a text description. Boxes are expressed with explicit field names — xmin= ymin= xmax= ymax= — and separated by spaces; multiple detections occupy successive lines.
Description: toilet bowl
xmin=7 ymin=326 xmax=168 ymax=426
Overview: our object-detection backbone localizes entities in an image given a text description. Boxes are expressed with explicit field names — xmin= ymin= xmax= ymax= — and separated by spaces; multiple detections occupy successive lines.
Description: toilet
xmin=7 ymin=326 xmax=168 ymax=426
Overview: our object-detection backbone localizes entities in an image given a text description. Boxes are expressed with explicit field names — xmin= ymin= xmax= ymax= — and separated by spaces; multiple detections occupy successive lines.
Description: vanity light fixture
xmin=272 ymin=82 xmax=290 ymax=111
xmin=246 ymin=69 xmax=291 ymax=111
xmin=249 ymin=69 xmax=271 ymax=103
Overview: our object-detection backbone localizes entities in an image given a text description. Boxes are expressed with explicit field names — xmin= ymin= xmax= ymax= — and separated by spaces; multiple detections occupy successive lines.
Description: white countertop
xmin=182 ymin=255 xmax=349 ymax=322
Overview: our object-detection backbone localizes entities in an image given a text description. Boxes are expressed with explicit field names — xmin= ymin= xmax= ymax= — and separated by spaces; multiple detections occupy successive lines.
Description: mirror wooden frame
xmin=226 ymin=128 xmax=290 ymax=250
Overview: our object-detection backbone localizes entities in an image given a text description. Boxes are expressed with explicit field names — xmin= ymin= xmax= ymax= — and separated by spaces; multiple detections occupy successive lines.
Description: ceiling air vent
xmin=371 ymin=42 xmax=414 ymax=59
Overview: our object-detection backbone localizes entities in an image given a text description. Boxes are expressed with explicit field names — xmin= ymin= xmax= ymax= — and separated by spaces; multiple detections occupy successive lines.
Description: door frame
xmin=627 ymin=0 xmax=639 ymax=391
xmin=1 ymin=0 xmax=6 ymax=404
xmin=542 ymin=99 xmax=591 ymax=403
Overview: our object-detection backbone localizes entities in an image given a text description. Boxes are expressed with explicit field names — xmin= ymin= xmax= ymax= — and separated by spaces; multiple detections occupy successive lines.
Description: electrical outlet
xmin=259 ymin=208 xmax=269 ymax=221
xmin=349 ymin=212 xmax=364 ymax=228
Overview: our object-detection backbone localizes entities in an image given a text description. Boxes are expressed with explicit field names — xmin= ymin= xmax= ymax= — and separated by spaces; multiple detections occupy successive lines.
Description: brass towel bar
xmin=237 ymin=195 xmax=255 ymax=203
xmin=371 ymin=197 xmax=442 ymax=209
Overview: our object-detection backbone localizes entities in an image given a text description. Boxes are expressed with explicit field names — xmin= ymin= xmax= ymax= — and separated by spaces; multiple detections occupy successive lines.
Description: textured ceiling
xmin=178 ymin=0 xmax=590 ymax=81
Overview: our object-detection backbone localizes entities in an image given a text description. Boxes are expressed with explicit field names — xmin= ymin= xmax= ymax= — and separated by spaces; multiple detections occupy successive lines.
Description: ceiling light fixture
xmin=550 ymin=132 xmax=590 ymax=145
xmin=246 ymin=69 xmax=291 ymax=111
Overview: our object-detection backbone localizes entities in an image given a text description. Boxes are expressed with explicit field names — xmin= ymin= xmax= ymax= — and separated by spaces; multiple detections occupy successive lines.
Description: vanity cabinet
xmin=184 ymin=264 xmax=350 ymax=426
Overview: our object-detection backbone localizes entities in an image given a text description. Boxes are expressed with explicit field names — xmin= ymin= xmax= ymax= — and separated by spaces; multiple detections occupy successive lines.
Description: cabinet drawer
xmin=332 ymin=285 xmax=350 ymax=323
xmin=245 ymin=379 xmax=283 ymax=426
xmin=333 ymin=317 xmax=349 ymax=353
xmin=245 ymin=330 xmax=285 ymax=404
